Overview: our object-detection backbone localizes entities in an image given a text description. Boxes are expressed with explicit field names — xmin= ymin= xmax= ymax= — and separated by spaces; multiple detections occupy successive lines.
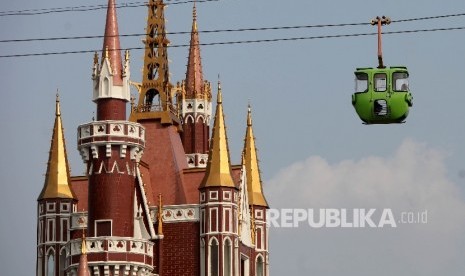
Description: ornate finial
xmin=247 ymin=103 xmax=252 ymax=126
xmin=105 ymin=46 xmax=109 ymax=59
xmin=193 ymin=0 xmax=197 ymax=20
xmin=192 ymin=1 xmax=198 ymax=31
xmin=157 ymin=193 xmax=163 ymax=235
xmin=93 ymin=51 xmax=99 ymax=65
xmin=125 ymin=49 xmax=130 ymax=61
xmin=81 ymin=230 xmax=87 ymax=255
xmin=55 ymin=90 xmax=61 ymax=116
xmin=217 ymin=81 xmax=222 ymax=104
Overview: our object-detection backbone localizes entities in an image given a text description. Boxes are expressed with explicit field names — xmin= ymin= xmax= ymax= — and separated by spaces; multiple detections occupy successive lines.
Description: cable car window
xmin=393 ymin=72 xmax=409 ymax=91
xmin=355 ymin=73 xmax=368 ymax=93
xmin=374 ymin=73 xmax=387 ymax=92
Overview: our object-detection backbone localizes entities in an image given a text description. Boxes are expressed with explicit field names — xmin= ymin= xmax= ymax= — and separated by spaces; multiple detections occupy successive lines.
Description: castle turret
xmin=242 ymin=105 xmax=269 ymax=276
xmin=37 ymin=94 xmax=77 ymax=276
xmin=92 ymin=0 xmax=130 ymax=121
xmin=67 ymin=1 xmax=154 ymax=274
xmin=199 ymin=83 xmax=238 ymax=276
xmin=180 ymin=3 xmax=212 ymax=168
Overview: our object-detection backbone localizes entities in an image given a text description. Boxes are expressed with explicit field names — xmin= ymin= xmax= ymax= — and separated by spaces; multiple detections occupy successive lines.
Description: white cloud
xmin=267 ymin=139 xmax=465 ymax=276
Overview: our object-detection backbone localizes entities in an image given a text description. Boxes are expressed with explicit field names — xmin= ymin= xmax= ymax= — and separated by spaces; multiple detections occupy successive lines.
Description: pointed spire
xmin=77 ymin=232 xmax=90 ymax=276
xmin=38 ymin=94 xmax=76 ymax=200
xmin=102 ymin=0 xmax=123 ymax=85
xmin=185 ymin=2 xmax=204 ymax=98
xmin=200 ymin=84 xmax=235 ymax=188
xmin=243 ymin=105 xmax=268 ymax=207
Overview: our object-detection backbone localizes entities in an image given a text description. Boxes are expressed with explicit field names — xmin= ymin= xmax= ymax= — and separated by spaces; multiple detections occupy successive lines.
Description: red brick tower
xmin=179 ymin=3 xmax=212 ymax=168
xmin=199 ymin=84 xmax=239 ymax=276
xmin=67 ymin=0 xmax=155 ymax=274
xmin=37 ymin=94 xmax=77 ymax=276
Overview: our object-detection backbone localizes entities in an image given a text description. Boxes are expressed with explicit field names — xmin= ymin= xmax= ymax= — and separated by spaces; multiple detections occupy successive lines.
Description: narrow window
xmin=393 ymin=72 xmax=409 ymax=91
xmin=59 ymin=249 xmax=66 ymax=276
xmin=210 ymin=238 xmax=219 ymax=276
xmin=47 ymin=253 xmax=55 ymax=276
xmin=355 ymin=73 xmax=368 ymax=92
xmin=374 ymin=100 xmax=388 ymax=116
xmin=224 ymin=239 xmax=232 ymax=276
xmin=374 ymin=73 xmax=387 ymax=92
xmin=256 ymin=256 xmax=264 ymax=276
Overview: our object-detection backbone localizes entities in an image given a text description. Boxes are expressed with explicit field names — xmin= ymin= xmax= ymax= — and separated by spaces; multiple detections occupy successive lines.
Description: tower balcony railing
xmin=68 ymin=236 xmax=154 ymax=257
xmin=66 ymin=237 xmax=154 ymax=273
xmin=131 ymin=103 xmax=179 ymax=117
xmin=77 ymin=121 xmax=145 ymax=148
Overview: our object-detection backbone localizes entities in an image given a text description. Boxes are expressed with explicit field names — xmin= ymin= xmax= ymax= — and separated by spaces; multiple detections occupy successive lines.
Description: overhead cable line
xmin=0 ymin=22 xmax=369 ymax=43
xmin=1 ymin=26 xmax=464 ymax=58
xmin=2 ymin=12 xmax=465 ymax=44
xmin=0 ymin=0 xmax=218 ymax=16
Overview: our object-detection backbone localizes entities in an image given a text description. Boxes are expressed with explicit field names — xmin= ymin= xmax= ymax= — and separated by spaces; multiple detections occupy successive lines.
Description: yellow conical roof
xmin=200 ymin=83 xmax=235 ymax=188
xmin=243 ymin=105 xmax=268 ymax=207
xmin=38 ymin=94 xmax=76 ymax=200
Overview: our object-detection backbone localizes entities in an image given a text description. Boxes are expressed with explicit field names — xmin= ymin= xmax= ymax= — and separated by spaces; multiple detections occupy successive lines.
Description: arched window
xmin=224 ymin=238 xmax=232 ymax=276
xmin=200 ymin=239 xmax=205 ymax=276
xmin=103 ymin=77 xmax=110 ymax=96
xmin=209 ymin=238 xmax=219 ymax=276
xmin=59 ymin=247 xmax=66 ymax=276
xmin=256 ymin=255 xmax=264 ymax=276
xmin=46 ymin=252 xmax=55 ymax=276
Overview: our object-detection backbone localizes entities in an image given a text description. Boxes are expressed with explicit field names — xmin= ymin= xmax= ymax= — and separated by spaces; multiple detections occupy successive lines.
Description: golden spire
xmin=200 ymin=83 xmax=235 ymax=188
xmin=243 ymin=105 xmax=268 ymax=207
xmin=157 ymin=193 xmax=163 ymax=235
xmin=38 ymin=94 xmax=76 ymax=200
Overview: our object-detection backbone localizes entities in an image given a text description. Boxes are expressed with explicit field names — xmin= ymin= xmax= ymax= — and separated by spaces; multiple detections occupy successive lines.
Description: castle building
xmin=36 ymin=0 xmax=269 ymax=275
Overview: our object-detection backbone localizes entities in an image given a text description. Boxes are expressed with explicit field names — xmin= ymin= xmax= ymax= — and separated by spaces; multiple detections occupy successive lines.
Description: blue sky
xmin=1 ymin=0 xmax=465 ymax=275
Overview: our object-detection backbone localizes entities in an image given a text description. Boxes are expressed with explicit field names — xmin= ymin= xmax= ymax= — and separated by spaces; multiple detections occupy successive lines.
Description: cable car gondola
xmin=352 ymin=16 xmax=413 ymax=124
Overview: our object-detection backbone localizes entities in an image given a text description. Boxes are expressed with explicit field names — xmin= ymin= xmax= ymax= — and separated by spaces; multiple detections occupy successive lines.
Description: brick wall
xmin=160 ymin=221 xmax=200 ymax=276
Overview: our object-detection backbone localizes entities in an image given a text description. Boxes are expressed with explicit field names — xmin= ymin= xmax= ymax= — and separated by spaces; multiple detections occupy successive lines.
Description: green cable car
xmin=352 ymin=16 xmax=413 ymax=124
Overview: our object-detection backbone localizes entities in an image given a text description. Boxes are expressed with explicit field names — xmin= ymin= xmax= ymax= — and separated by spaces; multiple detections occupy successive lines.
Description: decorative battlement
xmin=77 ymin=120 xmax=145 ymax=162
xmin=150 ymin=204 xmax=200 ymax=223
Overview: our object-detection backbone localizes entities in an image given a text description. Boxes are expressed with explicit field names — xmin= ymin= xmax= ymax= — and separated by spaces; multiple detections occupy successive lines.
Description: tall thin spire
xmin=185 ymin=2 xmax=204 ymax=98
xmin=200 ymin=83 xmax=235 ymax=188
xmin=102 ymin=0 xmax=123 ymax=85
xmin=243 ymin=105 xmax=268 ymax=207
xmin=38 ymin=94 xmax=76 ymax=200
